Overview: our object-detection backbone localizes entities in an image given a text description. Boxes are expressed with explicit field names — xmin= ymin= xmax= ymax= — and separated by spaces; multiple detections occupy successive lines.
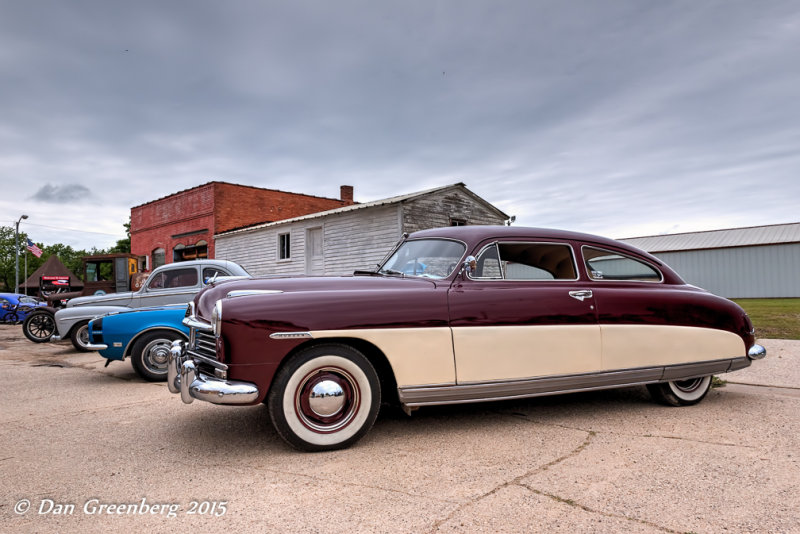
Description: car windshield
xmin=379 ymin=239 xmax=466 ymax=279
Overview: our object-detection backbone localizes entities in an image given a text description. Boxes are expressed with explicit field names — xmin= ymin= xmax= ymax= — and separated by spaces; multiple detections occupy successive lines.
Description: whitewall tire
xmin=268 ymin=344 xmax=381 ymax=452
xmin=647 ymin=375 xmax=712 ymax=406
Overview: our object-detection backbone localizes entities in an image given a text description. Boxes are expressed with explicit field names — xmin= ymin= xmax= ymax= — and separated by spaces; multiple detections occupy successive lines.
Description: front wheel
xmin=647 ymin=376 xmax=712 ymax=406
xmin=268 ymin=344 xmax=381 ymax=452
xmin=23 ymin=310 xmax=56 ymax=343
xmin=70 ymin=321 xmax=92 ymax=352
xmin=130 ymin=331 xmax=183 ymax=381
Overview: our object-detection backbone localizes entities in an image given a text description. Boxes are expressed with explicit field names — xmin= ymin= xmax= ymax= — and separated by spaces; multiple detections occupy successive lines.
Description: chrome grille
xmin=188 ymin=330 xmax=217 ymax=361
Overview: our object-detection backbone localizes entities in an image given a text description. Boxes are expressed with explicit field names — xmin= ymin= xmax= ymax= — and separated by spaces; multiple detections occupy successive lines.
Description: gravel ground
xmin=0 ymin=324 xmax=798 ymax=533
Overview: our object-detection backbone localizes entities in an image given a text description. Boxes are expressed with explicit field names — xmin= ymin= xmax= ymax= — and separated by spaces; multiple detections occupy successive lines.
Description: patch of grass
xmin=711 ymin=376 xmax=727 ymax=388
xmin=732 ymin=298 xmax=800 ymax=340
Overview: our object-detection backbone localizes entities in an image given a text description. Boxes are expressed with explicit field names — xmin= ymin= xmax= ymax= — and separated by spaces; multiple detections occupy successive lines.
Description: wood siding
xmin=215 ymin=205 xmax=402 ymax=276
xmin=402 ymin=189 xmax=507 ymax=233
xmin=215 ymin=185 xmax=507 ymax=276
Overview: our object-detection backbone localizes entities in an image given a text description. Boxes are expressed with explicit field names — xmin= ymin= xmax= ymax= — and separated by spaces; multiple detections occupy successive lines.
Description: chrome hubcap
xmin=296 ymin=368 xmax=359 ymax=433
xmin=149 ymin=346 xmax=170 ymax=365
xmin=308 ymin=380 xmax=346 ymax=417
xmin=143 ymin=340 xmax=172 ymax=373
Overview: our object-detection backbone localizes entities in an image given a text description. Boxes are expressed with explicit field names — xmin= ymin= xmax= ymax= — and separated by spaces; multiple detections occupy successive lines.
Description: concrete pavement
xmin=0 ymin=324 xmax=797 ymax=533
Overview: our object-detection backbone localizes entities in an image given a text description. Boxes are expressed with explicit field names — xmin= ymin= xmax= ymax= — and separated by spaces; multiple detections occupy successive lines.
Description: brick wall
xmin=214 ymin=183 xmax=351 ymax=233
xmin=131 ymin=182 xmax=354 ymax=267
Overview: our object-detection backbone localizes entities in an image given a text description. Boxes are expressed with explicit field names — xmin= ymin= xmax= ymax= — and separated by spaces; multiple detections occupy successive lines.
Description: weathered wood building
xmin=215 ymin=183 xmax=509 ymax=276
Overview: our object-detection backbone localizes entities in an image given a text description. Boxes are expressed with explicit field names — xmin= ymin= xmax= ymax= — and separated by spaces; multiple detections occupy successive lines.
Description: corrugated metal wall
xmin=653 ymin=243 xmax=800 ymax=298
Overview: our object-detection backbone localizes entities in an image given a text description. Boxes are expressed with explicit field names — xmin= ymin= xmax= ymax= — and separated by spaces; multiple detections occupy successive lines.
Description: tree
xmin=0 ymin=219 xmax=132 ymax=291
xmin=108 ymin=220 xmax=131 ymax=253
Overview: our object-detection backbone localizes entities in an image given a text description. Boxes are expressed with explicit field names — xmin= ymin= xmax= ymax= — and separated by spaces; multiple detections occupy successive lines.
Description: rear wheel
xmin=70 ymin=321 xmax=92 ymax=352
xmin=130 ymin=331 xmax=183 ymax=381
xmin=268 ymin=344 xmax=381 ymax=452
xmin=2 ymin=312 xmax=19 ymax=324
xmin=23 ymin=310 xmax=56 ymax=343
xmin=647 ymin=376 xmax=712 ymax=406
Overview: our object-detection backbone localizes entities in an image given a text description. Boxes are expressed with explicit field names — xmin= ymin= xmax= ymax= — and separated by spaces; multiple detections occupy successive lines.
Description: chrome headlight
xmin=211 ymin=300 xmax=223 ymax=338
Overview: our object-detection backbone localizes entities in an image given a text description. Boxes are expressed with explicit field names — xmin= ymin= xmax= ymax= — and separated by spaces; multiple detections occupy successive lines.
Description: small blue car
xmin=0 ymin=293 xmax=45 ymax=324
xmin=87 ymin=304 xmax=189 ymax=381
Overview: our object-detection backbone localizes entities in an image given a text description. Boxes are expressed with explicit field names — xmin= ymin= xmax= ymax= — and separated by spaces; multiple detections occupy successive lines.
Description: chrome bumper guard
xmin=168 ymin=341 xmax=259 ymax=405
xmin=748 ymin=344 xmax=767 ymax=360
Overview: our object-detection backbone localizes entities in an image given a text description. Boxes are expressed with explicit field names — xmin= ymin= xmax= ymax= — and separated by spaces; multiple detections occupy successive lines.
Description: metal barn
xmin=621 ymin=223 xmax=800 ymax=298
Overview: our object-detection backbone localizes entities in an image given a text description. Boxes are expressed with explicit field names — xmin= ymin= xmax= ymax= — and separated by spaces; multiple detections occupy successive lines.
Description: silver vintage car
xmin=51 ymin=259 xmax=248 ymax=351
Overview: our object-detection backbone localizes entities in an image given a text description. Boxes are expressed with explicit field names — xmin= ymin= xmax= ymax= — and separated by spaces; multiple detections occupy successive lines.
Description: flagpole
xmin=24 ymin=250 xmax=28 ymax=296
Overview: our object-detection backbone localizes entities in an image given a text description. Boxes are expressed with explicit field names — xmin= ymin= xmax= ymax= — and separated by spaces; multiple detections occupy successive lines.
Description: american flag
xmin=26 ymin=238 xmax=43 ymax=258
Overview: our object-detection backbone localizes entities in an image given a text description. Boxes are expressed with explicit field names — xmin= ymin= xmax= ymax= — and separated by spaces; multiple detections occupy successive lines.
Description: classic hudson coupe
xmin=168 ymin=226 xmax=766 ymax=451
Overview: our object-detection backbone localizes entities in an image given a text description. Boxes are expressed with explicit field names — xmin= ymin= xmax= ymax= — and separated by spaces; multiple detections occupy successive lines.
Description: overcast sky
xmin=1 ymin=0 xmax=799 ymax=250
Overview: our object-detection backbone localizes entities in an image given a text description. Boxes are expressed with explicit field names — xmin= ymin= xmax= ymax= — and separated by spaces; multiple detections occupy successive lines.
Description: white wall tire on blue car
xmin=268 ymin=344 xmax=381 ymax=451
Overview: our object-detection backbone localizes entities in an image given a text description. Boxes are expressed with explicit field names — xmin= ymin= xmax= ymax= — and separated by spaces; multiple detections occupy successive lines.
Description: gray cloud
xmin=31 ymin=183 xmax=92 ymax=203
xmin=1 ymin=0 xmax=799 ymax=249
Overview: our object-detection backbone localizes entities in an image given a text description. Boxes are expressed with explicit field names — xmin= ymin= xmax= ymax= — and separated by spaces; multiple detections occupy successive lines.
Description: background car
xmin=167 ymin=225 xmax=766 ymax=451
xmin=87 ymin=304 xmax=190 ymax=381
xmin=0 ymin=293 xmax=45 ymax=324
xmin=29 ymin=259 xmax=248 ymax=351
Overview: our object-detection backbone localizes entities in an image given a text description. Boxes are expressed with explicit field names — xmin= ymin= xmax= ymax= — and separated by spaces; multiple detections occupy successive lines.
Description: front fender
xmin=54 ymin=305 xmax=130 ymax=337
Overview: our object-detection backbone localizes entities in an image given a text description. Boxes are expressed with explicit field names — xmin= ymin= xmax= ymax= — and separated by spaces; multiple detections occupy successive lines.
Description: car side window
xmin=582 ymin=246 xmax=662 ymax=282
xmin=146 ymin=268 xmax=199 ymax=290
xmin=203 ymin=267 xmax=230 ymax=283
xmin=472 ymin=242 xmax=577 ymax=280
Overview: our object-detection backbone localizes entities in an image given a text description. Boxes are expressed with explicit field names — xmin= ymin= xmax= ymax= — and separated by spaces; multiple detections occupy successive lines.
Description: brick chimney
xmin=340 ymin=185 xmax=354 ymax=204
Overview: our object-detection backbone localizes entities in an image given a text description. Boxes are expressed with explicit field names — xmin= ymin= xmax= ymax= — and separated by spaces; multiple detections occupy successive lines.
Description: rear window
xmin=147 ymin=268 xmax=199 ymax=290
xmin=582 ymin=246 xmax=662 ymax=282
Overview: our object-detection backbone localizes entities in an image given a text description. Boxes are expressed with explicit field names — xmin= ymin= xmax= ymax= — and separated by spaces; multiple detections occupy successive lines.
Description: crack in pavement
xmin=519 ymin=485 xmax=682 ymax=534
xmin=425 ymin=430 xmax=597 ymax=533
xmin=499 ymin=410 xmax=756 ymax=449
xmin=166 ymin=454 xmax=462 ymax=506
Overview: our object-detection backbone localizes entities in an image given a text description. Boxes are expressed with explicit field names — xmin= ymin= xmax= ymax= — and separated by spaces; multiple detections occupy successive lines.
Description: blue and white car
xmin=87 ymin=304 xmax=190 ymax=381
xmin=0 ymin=293 xmax=45 ymax=324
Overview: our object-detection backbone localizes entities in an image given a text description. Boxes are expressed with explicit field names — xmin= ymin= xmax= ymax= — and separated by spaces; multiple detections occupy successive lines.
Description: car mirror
xmin=461 ymin=256 xmax=477 ymax=277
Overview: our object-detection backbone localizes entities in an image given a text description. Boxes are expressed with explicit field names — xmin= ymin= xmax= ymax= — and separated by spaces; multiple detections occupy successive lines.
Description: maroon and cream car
xmin=168 ymin=226 xmax=766 ymax=451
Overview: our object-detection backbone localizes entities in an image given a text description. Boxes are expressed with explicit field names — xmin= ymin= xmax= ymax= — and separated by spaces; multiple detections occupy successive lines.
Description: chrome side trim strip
xmin=399 ymin=358 xmax=744 ymax=407
xmin=85 ymin=342 xmax=108 ymax=350
xmin=269 ymin=332 xmax=314 ymax=340
xmin=227 ymin=289 xmax=283 ymax=298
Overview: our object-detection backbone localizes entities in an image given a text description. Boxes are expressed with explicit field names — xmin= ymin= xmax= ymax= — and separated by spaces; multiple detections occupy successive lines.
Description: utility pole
xmin=14 ymin=214 xmax=28 ymax=294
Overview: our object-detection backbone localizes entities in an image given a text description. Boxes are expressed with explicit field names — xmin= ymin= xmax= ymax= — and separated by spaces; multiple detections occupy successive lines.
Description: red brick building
xmin=131 ymin=182 xmax=354 ymax=269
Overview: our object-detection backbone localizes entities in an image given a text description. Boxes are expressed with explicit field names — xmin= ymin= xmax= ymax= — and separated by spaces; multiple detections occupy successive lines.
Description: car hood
xmin=67 ymin=291 xmax=135 ymax=308
xmin=195 ymin=275 xmax=440 ymax=319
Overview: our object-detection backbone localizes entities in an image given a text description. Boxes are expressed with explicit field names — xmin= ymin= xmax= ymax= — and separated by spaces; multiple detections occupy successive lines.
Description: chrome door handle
xmin=568 ymin=290 xmax=593 ymax=302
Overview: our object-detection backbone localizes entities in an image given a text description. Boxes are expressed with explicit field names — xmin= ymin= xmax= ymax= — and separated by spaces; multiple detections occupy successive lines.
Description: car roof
xmin=409 ymin=225 xmax=653 ymax=257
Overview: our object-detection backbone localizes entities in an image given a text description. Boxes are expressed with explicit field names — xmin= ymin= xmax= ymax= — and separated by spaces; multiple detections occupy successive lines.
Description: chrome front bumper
xmin=168 ymin=341 xmax=259 ymax=405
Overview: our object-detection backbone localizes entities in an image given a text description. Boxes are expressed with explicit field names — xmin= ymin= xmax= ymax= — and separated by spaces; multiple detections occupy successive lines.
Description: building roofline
xmin=215 ymin=183 xmax=510 ymax=238
xmin=131 ymin=180 xmax=348 ymax=209
xmin=618 ymin=221 xmax=800 ymax=241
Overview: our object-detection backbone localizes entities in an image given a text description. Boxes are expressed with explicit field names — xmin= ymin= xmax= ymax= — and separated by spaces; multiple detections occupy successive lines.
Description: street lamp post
xmin=14 ymin=214 xmax=29 ymax=294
